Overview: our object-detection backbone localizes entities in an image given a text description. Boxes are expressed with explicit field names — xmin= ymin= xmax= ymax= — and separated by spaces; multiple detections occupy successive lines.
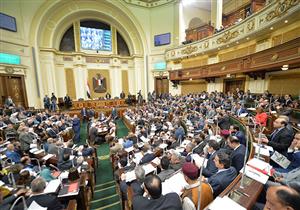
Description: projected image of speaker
xmin=80 ymin=26 xmax=112 ymax=51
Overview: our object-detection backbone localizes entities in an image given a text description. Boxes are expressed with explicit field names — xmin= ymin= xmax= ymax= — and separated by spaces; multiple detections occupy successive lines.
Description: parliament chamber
xmin=1 ymin=0 xmax=300 ymax=210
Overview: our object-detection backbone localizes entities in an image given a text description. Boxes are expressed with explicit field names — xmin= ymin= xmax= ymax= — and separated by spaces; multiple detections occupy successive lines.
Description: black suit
xmin=133 ymin=193 xmax=183 ymax=210
xmin=267 ymin=127 xmax=293 ymax=155
xmin=202 ymin=152 xmax=218 ymax=177
xmin=231 ymin=144 xmax=246 ymax=172
xmin=26 ymin=194 xmax=63 ymax=210
xmin=140 ymin=153 xmax=156 ymax=165
xmin=207 ymin=167 xmax=237 ymax=197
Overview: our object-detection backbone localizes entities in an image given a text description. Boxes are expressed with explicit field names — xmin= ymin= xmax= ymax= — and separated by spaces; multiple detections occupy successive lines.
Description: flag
xmin=86 ymin=81 xmax=91 ymax=99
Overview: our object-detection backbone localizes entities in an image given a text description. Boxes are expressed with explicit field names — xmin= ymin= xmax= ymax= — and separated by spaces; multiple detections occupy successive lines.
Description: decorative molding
xmin=165 ymin=1 xmax=300 ymax=61
xmin=123 ymin=0 xmax=175 ymax=8
xmin=169 ymin=37 xmax=300 ymax=81
xmin=0 ymin=64 xmax=27 ymax=77
xmin=266 ymin=0 xmax=299 ymax=21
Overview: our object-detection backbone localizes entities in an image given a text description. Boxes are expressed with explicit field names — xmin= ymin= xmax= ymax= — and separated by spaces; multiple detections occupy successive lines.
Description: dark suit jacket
xmin=139 ymin=153 xmax=156 ymax=165
xmin=231 ymin=144 xmax=246 ymax=172
xmin=202 ymin=152 xmax=218 ymax=177
xmin=267 ymin=127 xmax=294 ymax=155
xmin=26 ymin=194 xmax=63 ymax=210
xmin=133 ymin=193 xmax=183 ymax=210
xmin=208 ymin=167 xmax=237 ymax=197
xmin=234 ymin=131 xmax=246 ymax=146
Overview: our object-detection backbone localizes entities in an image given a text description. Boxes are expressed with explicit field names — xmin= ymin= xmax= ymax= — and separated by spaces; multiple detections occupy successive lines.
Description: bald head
xmin=144 ymin=175 xmax=162 ymax=199
xmin=264 ymin=185 xmax=300 ymax=210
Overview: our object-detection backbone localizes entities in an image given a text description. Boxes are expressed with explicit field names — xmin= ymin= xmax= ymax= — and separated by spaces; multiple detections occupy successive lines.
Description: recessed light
xmin=218 ymin=47 xmax=220 ymax=50
xmin=284 ymin=20 xmax=288 ymax=23
xmin=270 ymin=27 xmax=274 ymax=30
xmin=226 ymin=45 xmax=229 ymax=47
xmin=246 ymin=37 xmax=250 ymax=40
xmin=236 ymin=41 xmax=239 ymax=44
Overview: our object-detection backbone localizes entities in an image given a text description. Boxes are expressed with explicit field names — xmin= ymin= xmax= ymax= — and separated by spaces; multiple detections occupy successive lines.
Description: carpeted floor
xmin=78 ymin=119 xmax=129 ymax=210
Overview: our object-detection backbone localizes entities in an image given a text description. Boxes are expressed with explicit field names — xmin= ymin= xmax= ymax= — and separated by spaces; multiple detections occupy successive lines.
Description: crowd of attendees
xmin=110 ymin=89 xmax=300 ymax=210
xmin=1 ymin=89 xmax=300 ymax=210
xmin=0 ymin=103 xmax=102 ymax=209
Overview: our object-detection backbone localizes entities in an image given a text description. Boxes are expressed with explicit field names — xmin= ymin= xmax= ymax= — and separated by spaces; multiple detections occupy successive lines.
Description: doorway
xmin=155 ymin=77 xmax=169 ymax=95
xmin=0 ymin=74 xmax=28 ymax=107
xmin=224 ymin=78 xmax=245 ymax=93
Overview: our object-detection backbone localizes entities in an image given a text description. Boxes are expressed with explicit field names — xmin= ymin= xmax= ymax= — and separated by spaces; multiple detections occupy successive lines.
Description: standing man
xmin=50 ymin=93 xmax=57 ymax=112
xmin=64 ymin=94 xmax=72 ymax=109
xmin=43 ymin=95 xmax=50 ymax=110
xmin=72 ymin=115 xmax=80 ymax=144
xmin=120 ymin=91 xmax=125 ymax=99
xmin=4 ymin=96 xmax=15 ymax=108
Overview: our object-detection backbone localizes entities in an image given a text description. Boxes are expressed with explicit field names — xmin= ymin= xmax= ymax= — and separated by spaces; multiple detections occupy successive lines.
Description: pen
xmin=235 ymin=189 xmax=250 ymax=197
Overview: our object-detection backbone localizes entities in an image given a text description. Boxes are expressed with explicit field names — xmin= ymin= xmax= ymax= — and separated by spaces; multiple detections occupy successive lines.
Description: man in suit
xmin=206 ymin=151 xmax=237 ymax=197
xmin=120 ymin=91 xmax=125 ymax=99
xmin=227 ymin=135 xmax=246 ymax=172
xmin=132 ymin=174 xmax=183 ymax=210
xmin=139 ymin=144 xmax=156 ymax=165
xmin=72 ymin=115 xmax=80 ymax=143
xmin=230 ymin=124 xmax=246 ymax=146
xmin=158 ymin=156 xmax=175 ymax=182
xmin=234 ymin=102 xmax=247 ymax=117
xmin=202 ymin=140 xmax=219 ymax=177
xmin=261 ymin=117 xmax=294 ymax=155
xmin=25 ymin=177 xmax=63 ymax=210
xmin=81 ymin=107 xmax=88 ymax=122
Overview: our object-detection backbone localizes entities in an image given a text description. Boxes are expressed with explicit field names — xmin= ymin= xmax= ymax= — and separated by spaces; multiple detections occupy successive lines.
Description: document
xmin=44 ymin=179 xmax=61 ymax=194
xmin=247 ymin=158 xmax=272 ymax=175
xmin=28 ymin=201 xmax=47 ymax=210
xmin=271 ymin=151 xmax=291 ymax=169
xmin=162 ymin=172 xmax=188 ymax=196
xmin=191 ymin=154 xmax=207 ymax=168
xmin=143 ymin=163 xmax=156 ymax=175
xmin=42 ymin=154 xmax=54 ymax=161
xmin=208 ymin=196 xmax=246 ymax=210
xmin=240 ymin=165 xmax=269 ymax=184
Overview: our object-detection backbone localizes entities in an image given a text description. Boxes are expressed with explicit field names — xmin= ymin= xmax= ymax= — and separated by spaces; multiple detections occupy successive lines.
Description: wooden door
xmin=224 ymin=78 xmax=245 ymax=93
xmin=155 ymin=77 xmax=169 ymax=95
xmin=0 ymin=74 xmax=28 ymax=107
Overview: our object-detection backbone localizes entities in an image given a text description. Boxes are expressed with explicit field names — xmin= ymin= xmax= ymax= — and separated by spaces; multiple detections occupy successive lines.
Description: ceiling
xmin=123 ymin=0 xmax=176 ymax=8
xmin=183 ymin=0 xmax=231 ymax=11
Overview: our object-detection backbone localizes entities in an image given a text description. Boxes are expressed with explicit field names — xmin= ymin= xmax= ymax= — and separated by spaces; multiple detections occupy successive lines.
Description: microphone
xmin=8 ymin=172 xmax=16 ymax=189
xmin=31 ymin=158 xmax=41 ymax=173
xmin=49 ymin=164 xmax=60 ymax=172
xmin=9 ymin=195 xmax=27 ymax=210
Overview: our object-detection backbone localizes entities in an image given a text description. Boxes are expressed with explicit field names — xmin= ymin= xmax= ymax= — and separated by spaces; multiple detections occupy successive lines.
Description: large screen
xmin=0 ymin=13 xmax=17 ymax=32
xmin=80 ymin=27 xmax=111 ymax=51
xmin=154 ymin=33 xmax=171 ymax=46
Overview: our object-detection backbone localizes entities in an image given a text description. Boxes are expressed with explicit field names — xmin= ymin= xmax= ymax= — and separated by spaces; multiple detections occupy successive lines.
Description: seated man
xmin=5 ymin=144 xmax=21 ymax=163
xmin=261 ymin=117 xmax=294 ymax=156
xmin=58 ymin=152 xmax=76 ymax=171
xmin=264 ymin=184 xmax=300 ymax=210
xmin=157 ymin=156 xmax=175 ymax=182
xmin=206 ymin=151 xmax=237 ymax=197
xmin=227 ymin=135 xmax=246 ymax=172
xmin=229 ymin=125 xmax=246 ymax=146
xmin=202 ymin=140 xmax=219 ymax=178
xmin=139 ymin=143 xmax=155 ymax=165
xmin=182 ymin=162 xmax=213 ymax=210
xmin=25 ymin=177 xmax=63 ymax=210
xmin=169 ymin=149 xmax=186 ymax=171
xmin=132 ymin=174 xmax=183 ymax=210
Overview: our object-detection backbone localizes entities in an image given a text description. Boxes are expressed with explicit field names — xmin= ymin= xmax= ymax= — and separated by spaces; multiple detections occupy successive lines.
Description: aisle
xmin=89 ymin=119 xmax=129 ymax=210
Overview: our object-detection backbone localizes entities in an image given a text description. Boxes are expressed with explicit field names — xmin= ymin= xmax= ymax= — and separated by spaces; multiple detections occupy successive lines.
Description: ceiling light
xmin=246 ymin=37 xmax=250 ymax=40
xmin=284 ymin=20 xmax=288 ymax=23
xmin=270 ymin=27 xmax=274 ymax=30
xmin=236 ymin=41 xmax=239 ymax=44
xmin=281 ymin=64 xmax=289 ymax=71
xmin=189 ymin=78 xmax=193 ymax=81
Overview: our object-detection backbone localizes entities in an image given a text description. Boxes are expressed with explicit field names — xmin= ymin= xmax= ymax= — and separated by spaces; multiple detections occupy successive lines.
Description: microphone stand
xmin=31 ymin=158 xmax=42 ymax=174
xmin=256 ymin=126 xmax=265 ymax=160
xmin=240 ymin=126 xmax=249 ymax=189
xmin=9 ymin=196 xmax=27 ymax=210
xmin=197 ymin=154 xmax=207 ymax=210
xmin=8 ymin=172 xmax=16 ymax=189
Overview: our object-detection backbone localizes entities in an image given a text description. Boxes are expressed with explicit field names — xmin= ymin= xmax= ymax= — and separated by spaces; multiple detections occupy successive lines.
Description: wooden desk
xmin=72 ymin=99 xmax=126 ymax=110
xmin=122 ymin=115 xmax=135 ymax=133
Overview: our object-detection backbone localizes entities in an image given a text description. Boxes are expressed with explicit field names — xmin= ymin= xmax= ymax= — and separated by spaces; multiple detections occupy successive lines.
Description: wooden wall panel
xmin=65 ymin=69 xmax=76 ymax=99
xmin=88 ymin=69 xmax=110 ymax=98
xmin=182 ymin=57 xmax=208 ymax=68
xmin=121 ymin=70 xmax=129 ymax=95
xmin=181 ymin=81 xmax=207 ymax=95
xmin=268 ymin=74 xmax=300 ymax=96
xmin=219 ymin=45 xmax=255 ymax=62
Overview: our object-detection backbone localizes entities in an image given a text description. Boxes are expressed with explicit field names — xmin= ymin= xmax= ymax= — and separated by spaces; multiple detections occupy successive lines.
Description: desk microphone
xmin=49 ymin=164 xmax=60 ymax=172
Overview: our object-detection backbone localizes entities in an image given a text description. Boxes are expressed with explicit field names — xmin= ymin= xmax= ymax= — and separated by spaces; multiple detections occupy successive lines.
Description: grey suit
xmin=158 ymin=169 xmax=175 ymax=182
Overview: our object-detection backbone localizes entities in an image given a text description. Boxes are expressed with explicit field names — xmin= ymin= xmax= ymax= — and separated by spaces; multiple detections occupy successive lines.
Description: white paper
xmin=140 ymin=136 xmax=150 ymax=143
xmin=247 ymin=158 xmax=271 ymax=171
xmin=125 ymin=170 xmax=136 ymax=182
xmin=240 ymin=165 xmax=269 ymax=184
xmin=271 ymin=151 xmax=291 ymax=169
xmin=253 ymin=143 xmax=274 ymax=152
xmin=151 ymin=157 xmax=161 ymax=165
xmin=42 ymin=154 xmax=54 ymax=161
xmin=0 ymin=180 xmax=5 ymax=187
xmin=44 ymin=179 xmax=61 ymax=194
xmin=180 ymin=140 xmax=191 ymax=148
xmin=125 ymin=146 xmax=134 ymax=153
xmin=254 ymin=146 xmax=270 ymax=157
xmin=191 ymin=154 xmax=207 ymax=168
xmin=143 ymin=163 xmax=156 ymax=175
xmin=208 ymin=196 xmax=246 ymax=210
xmin=28 ymin=201 xmax=47 ymax=210
xmin=34 ymin=149 xmax=44 ymax=155
xmin=133 ymin=152 xmax=144 ymax=164
xmin=159 ymin=143 xmax=168 ymax=149
xmin=239 ymin=113 xmax=248 ymax=117
xmin=162 ymin=172 xmax=188 ymax=196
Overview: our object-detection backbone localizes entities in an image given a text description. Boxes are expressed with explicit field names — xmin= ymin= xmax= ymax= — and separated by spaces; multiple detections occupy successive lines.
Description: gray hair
xmin=31 ymin=177 xmax=46 ymax=193
xmin=135 ymin=165 xmax=145 ymax=182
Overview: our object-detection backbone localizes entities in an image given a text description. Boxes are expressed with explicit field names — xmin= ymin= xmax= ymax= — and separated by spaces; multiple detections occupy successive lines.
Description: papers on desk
xmin=125 ymin=170 xmax=136 ymax=182
xmin=239 ymin=113 xmax=248 ymax=118
xmin=162 ymin=172 xmax=188 ymax=196
xmin=125 ymin=146 xmax=134 ymax=153
xmin=0 ymin=154 xmax=7 ymax=160
xmin=271 ymin=151 xmax=291 ymax=169
xmin=247 ymin=158 xmax=273 ymax=176
xmin=140 ymin=136 xmax=150 ymax=143
xmin=247 ymin=108 xmax=256 ymax=111
xmin=0 ymin=180 xmax=5 ymax=187
xmin=44 ymin=179 xmax=61 ymax=194
xmin=253 ymin=143 xmax=274 ymax=153
xmin=240 ymin=165 xmax=269 ymax=184
xmin=151 ymin=157 xmax=161 ymax=166
xmin=59 ymin=171 xmax=69 ymax=180
xmin=30 ymin=143 xmax=37 ymax=149
xmin=143 ymin=163 xmax=156 ymax=175
xmin=254 ymin=146 xmax=270 ymax=157
xmin=58 ymin=182 xmax=79 ymax=197
xmin=28 ymin=201 xmax=47 ymax=210
xmin=191 ymin=154 xmax=207 ymax=168
xmin=42 ymin=154 xmax=54 ymax=161
xmin=208 ymin=196 xmax=246 ymax=210
xmin=133 ymin=152 xmax=144 ymax=164
xmin=33 ymin=149 xmax=44 ymax=155
xmin=159 ymin=143 xmax=168 ymax=149
xmin=180 ymin=140 xmax=191 ymax=148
